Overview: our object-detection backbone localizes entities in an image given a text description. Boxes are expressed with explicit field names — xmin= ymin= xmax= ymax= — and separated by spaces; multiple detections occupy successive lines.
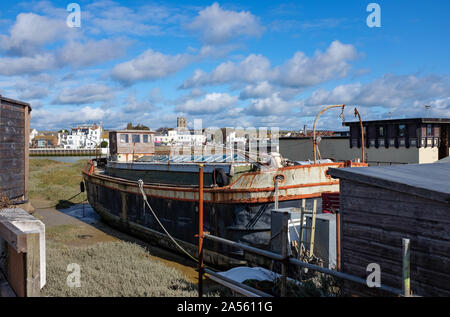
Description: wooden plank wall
xmin=0 ymin=99 xmax=27 ymax=200
xmin=340 ymin=179 xmax=450 ymax=296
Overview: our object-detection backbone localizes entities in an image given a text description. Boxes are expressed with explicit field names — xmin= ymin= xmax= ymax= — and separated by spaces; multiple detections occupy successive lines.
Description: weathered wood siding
xmin=340 ymin=179 xmax=450 ymax=296
xmin=0 ymin=97 xmax=30 ymax=200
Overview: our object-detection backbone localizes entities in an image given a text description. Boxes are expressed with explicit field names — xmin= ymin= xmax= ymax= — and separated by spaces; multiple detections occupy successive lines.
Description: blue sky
xmin=0 ymin=0 xmax=448 ymax=131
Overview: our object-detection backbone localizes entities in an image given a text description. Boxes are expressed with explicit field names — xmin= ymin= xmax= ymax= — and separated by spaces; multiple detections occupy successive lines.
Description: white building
xmin=154 ymin=128 xmax=206 ymax=146
xmin=59 ymin=123 xmax=103 ymax=149
xmin=29 ymin=129 xmax=38 ymax=146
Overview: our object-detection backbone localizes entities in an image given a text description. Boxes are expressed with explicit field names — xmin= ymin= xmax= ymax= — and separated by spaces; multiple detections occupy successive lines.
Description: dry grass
xmin=29 ymin=159 xmax=87 ymax=205
xmin=41 ymin=241 xmax=199 ymax=297
xmin=30 ymin=158 xmax=225 ymax=297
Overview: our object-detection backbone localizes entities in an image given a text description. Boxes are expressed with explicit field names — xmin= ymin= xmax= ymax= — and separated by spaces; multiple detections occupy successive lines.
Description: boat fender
xmin=214 ymin=168 xmax=230 ymax=187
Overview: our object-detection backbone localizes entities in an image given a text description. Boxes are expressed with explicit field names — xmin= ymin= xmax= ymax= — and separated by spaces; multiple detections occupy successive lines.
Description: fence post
xmin=402 ymin=238 xmax=410 ymax=297
xmin=198 ymin=164 xmax=204 ymax=297
xmin=309 ymin=199 xmax=317 ymax=257
xmin=280 ymin=212 xmax=289 ymax=297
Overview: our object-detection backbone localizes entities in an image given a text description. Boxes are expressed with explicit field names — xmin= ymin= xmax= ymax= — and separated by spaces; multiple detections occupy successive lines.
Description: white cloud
xmin=58 ymin=39 xmax=130 ymax=68
xmin=176 ymin=92 xmax=238 ymax=114
xmin=53 ymin=84 xmax=116 ymax=105
xmin=181 ymin=54 xmax=272 ymax=88
xmin=181 ymin=41 xmax=358 ymax=89
xmin=305 ymin=74 xmax=450 ymax=108
xmin=112 ymin=49 xmax=192 ymax=85
xmin=275 ymin=40 xmax=357 ymax=87
xmin=188 ymin=2 xmax=264 ymax=44
xmin=31 ymin=106 xmax=116 ymax=130
xmin=0 ymin=53 xmax=58 ymax=76
xmin=239 ymin=81 xmax=274 ymax=99
xmin=246 ymin=93 xmax=295 ymax=116
xmin=123 ymin=92 xmax=155 ymax=113
xmin=0 ymin=13 xmax=68 ymax=55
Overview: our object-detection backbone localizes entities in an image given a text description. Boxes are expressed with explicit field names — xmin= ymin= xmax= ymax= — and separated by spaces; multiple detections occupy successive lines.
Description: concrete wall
xmin=280 ymin=137 xmax=439 ymax=165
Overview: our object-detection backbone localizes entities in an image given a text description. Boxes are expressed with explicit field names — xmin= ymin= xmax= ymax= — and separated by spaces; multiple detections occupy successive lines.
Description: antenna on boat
xmin=312 ymin=104 xmax=345 ymax=164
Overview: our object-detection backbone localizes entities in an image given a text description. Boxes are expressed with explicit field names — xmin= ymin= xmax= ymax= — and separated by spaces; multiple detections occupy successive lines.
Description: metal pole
xmin=274 ymin=179 xmax=279 ymax=210
xmin=299 ymin=206 xmax=305 ymax=259
xmin=198 ymin=164 xmax=204 ymax=297
xmin=309 ymin=199 xmax=317 ymax=257
xmin=336 ymin=212 xmax=341 ymax=271
xmin=281 ymin=212 xmax=288 ymax=297
xmin=402 ymin=238 xmax=411 ymax=297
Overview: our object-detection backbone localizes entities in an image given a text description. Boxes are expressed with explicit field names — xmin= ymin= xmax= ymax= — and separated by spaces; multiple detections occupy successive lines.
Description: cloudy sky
xmin=0 ymin=0 xmax=449 ymax=131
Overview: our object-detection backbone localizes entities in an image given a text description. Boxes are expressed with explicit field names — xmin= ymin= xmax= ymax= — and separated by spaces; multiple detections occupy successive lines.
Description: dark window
xmin=398 ymin=124 xmax=406 ymax=137
xmin=132 ymin=134 xmax=141 ymax=143
xmin=427 ymin=124 xmax=433 ymax=137
xmin=143 ymin=135 xmax=149 ymax=143
xmin=120 ymin=134 xmax=129 ymax=143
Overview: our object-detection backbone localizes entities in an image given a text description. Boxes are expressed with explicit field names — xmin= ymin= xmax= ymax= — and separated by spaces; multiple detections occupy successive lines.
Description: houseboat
xmin=82 ymin=129 xmax=365 ymax=266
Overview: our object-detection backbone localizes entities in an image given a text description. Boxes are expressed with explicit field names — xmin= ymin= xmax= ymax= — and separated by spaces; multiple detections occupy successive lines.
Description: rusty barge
xmin=82 ymin=121 xmax=366 ymax=266
xmin=83 ymin=155 xmax=364 ymax=266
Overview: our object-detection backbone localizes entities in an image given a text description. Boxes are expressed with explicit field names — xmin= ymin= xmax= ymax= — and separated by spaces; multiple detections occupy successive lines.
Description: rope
xmin=35 ymin=191 xmax=83 ymax=209
xmin=137 ymin=180 xmax=198 ymax=263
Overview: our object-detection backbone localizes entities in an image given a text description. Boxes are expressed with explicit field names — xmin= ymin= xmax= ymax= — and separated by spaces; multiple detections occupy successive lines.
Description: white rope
xmin=137 ymin=179 xmax=199 ymax=263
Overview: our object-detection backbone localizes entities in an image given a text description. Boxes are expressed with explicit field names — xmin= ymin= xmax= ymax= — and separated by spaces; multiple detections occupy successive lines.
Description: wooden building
xmin=109 ymin=130 xmax=155 ymax=162
xmin=329 ymin=163 xmax=450 ymax=296
xmin=0 ymin=95 xmax=31 ymax=205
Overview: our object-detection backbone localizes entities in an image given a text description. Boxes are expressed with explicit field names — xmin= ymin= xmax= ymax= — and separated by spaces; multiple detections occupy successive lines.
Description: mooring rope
xmin=34 ymin=191 xmax=84 ymax=209
xmin=137 ymin=179 xmax=198 ymax=263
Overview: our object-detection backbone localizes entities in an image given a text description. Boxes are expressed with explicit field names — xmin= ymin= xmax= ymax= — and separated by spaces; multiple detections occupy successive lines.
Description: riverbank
xmin=30 ymin=158 xmax=226 ymax=297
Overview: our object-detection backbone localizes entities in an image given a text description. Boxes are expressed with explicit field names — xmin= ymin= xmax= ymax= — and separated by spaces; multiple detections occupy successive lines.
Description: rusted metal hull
xmin=82 ymin=162 xmax=346 ymax=266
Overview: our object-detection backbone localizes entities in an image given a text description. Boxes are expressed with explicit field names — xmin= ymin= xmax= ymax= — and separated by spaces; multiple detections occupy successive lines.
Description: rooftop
xmin=329 ymin=163 xmax=450 ymax=203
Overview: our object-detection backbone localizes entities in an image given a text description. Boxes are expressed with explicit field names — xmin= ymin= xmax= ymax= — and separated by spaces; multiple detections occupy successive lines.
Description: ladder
xmin=290 ymin=199 xmax=318 ymax=260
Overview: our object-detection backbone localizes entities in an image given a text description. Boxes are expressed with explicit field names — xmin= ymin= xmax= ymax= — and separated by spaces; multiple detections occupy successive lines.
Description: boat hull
xmin=85 ymin=177 xmax=309 ymax=267
xmin=82 ymin=162 xmax=354 ymax=266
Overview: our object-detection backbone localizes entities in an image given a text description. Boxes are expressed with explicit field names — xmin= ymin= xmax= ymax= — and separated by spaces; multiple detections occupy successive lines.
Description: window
xmin=427 ymin=124 xmax=433 ymax=137
xmin=132 ymin=134 xmax=141 ymax=143
xmin=378 ymin=126 xmax=384 ymax=137
xmin=143 ymin=135 xmax=149 ymax=143
xmin=398 ymin=124 xmax=406 ymax=137
xmin=120 ymin=134 xmax=129 ymax=143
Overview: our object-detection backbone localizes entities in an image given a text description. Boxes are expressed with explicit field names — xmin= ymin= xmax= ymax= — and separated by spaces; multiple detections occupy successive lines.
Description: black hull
xmin=85 ymin=179 xmax=311 ymax=267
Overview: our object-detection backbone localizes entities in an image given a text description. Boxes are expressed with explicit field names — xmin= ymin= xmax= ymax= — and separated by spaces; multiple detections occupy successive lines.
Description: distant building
xmin=29 ymin=129 xmax=38 ymax=146
xmin=30 ymin=131 xmax=59 ymax=148
xmin=59 ymin=123 xmax=103 ymax=149
xmin=280 ymin=118 xmax=450 ymax=165
xmin=177 ymin=116 xmax=186 ymax=129
xmin=109 ymin=130 xmax=155 ymax=162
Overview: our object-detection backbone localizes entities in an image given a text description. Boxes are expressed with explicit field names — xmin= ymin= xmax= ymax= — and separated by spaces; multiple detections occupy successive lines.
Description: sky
xmin=0 ymin=0 xmax=449 ymax=131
